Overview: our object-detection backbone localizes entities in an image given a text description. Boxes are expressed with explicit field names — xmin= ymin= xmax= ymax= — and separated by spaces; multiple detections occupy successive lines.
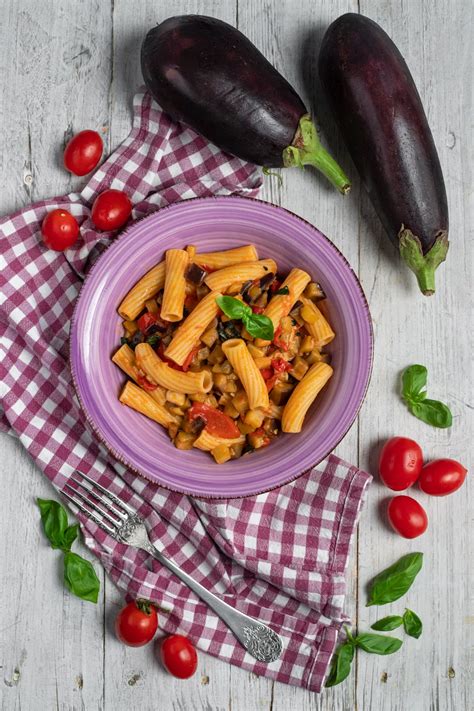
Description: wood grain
xmin=1 ymin=0 xmax=472 ymax=709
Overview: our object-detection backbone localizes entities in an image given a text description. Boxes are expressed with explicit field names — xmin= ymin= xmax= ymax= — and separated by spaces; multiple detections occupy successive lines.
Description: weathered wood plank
xmin=0 ymin=2 xmax=111 ymax=710
xmin=356 ymin=2 xmax=473 ymax=710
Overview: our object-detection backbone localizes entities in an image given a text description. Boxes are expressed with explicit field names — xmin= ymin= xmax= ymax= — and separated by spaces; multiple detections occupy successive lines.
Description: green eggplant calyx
xmin=282 ymin=114 xmax=351 ymax=195
xmin=399 ymin=228 xmax=449 ymax=296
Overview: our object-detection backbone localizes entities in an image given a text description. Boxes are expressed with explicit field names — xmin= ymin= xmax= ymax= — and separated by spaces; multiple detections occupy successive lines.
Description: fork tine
xmin=72 ymin=471 xmax=135 ymax=515
xmin=64 ymin=483 xmax=121 ymax=528
xmin=61 ymin=488 xmax=117 ymax=536
xmin=71 ymin=478 xmax=127 ymax=521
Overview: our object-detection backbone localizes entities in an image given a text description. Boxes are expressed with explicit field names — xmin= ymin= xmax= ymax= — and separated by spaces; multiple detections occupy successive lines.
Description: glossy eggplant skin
xmin=141 ymin=15 xmax=305 ymax=166
xmin=319 ymin=14 xmax=449 ymax=294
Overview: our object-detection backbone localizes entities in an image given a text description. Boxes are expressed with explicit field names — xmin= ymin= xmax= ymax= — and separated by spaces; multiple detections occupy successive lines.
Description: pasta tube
xmin=164 ymin=291 xmax=222 ymax=366
xmin=118 ymin=262 xmax=166 ymax=320
xmin=161 ymin=249 xmax=189 ymax=322
xmin=222 ymin=338 xmax=269 ymax=409
xmin=112 ymin=343 xmax=166 ymax=405
xmin=193 ymin=429 xmax=245 ymax=451
xmin=300 ymin=297 xmax=335 ymax=348
xmin=135 ymin=343 xmax=212 ymax=394
xmin=204 ymin=259 xmax=277 ymax=293
xmin=281 ymin=362 xmax=333 ymax=433
xmin=264 ymin=268 xmax=311 ymax=330
xmin=194 ymin=245 xmax=258 ymax=270
xmin=119 ymin=381 xmax=178 ymax=427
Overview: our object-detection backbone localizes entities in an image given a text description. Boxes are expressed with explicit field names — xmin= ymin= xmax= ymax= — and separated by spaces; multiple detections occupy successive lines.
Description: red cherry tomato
xmin=136 ymin=373 xmax=157 ymax=392
xmin=115 ymin=599 xmax=158 ymax=647
xmin=419 ymin=459 xmax=467 ymax=496
xmin=379 ymin=437 xmax=423 ymax=491
xmin=41 ymin=209 xmax=79 ymax=251
xmin=387 ymin=496 xmax=428 ymax=539
xmin=160 ymin=635 xmax=197 ymax=679
xmin=91 ymin=189 xmax=132 ymax=231
xmin=188 ymin=402 xmax=241 ymax=439
xmin=64 ymin=130 xmax=103 ymax=176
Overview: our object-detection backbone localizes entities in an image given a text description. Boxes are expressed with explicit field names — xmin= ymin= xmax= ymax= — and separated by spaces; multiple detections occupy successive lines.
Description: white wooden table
xmin=1 ymin=1 xmax=472 ymax=709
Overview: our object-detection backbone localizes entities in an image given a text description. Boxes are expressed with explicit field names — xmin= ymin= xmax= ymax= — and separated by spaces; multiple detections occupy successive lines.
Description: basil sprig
xmin=216 ymin=295 xmax=274 ymax=340
xmin=37 ymin=498 xmax=100 ymax=604
xmin=325 ymin=626 xmax=402 ymax=687
xmin=275 ymin=285 xmax=290 ymax=295
xmin=401 ymin=364 xmax=452 ymax=428
xmin=367 ymin=552 xmax=423 ymax=606
xmin=402 ymin=608 xmax=423 ymax=639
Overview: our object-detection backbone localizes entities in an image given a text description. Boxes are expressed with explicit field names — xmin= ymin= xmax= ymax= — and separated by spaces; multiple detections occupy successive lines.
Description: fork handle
xmin=142 ymin=540 xmax=283 ymax=663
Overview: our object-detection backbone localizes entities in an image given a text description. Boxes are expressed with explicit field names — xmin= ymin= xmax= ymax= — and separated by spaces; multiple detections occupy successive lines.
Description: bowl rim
xmin=70 ymin=194 xmax=373 ymax=499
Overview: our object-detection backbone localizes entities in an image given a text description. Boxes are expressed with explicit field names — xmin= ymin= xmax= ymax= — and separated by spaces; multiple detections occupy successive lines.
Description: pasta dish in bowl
xmin=113 ymin=244 xmax=335 ymax=463
xmin=70 ymin=196 xmax=372 ymax=497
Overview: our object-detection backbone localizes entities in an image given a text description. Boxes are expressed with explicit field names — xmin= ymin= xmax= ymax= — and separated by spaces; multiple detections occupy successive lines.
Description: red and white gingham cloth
xmin=0 ymin=89 xmax=371 ymax=692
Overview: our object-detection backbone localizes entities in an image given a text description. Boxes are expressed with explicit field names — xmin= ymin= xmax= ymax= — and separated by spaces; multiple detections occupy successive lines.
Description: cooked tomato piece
xmin=271 ymin=357 xmax=292 ymax=373
xmin=188 ymin=402 xmax=240 ymax=439
xmin=260 ymin=367 xmax=273 ymax=380
xmin=137 ymin=312 xmax=166 ymax=334
xmin=252 ymin=305 xmax=265 ymax=314
xmin=136 ymin=373 xmax=157 ymax=391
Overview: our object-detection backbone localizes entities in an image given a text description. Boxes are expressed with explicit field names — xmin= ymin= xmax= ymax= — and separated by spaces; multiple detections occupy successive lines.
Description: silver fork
xmin=62 ymin=471 xmax=283 ymax=663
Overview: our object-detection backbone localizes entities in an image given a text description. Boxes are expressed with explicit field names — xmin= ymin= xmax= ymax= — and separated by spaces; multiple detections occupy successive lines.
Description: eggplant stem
xmin=283 ymin=114 xmax=351 ymax=194
xmin=398 ymin=228 xmax=449 ymax=296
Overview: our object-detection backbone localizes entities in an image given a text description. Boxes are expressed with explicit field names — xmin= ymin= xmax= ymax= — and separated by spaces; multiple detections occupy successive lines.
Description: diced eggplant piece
xmin=259 ymin=272 xmax=275 ymax=290
xmin=187 ymin=262 xmax=207 ymax=285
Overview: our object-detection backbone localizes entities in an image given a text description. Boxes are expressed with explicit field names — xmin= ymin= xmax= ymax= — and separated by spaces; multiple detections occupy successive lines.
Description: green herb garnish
xmin=367 ymin=552 xmax=423 ymax=607
xmin=401 ymin=364 xmax=452 ymax=428
xmin=216 ymin=295 xmax=274 ymax=341
xmin=402 ymin=609 xmax=423 ymax=639
xmin=146 ymin=334 xmax=161 ymax=347
xmin=275 ymin=286 xmax=290 ymax=296
xmin=371 ymin=615 xmax=404 ymax=632
xmin=37 ymin=498 xmax=100 ymax=604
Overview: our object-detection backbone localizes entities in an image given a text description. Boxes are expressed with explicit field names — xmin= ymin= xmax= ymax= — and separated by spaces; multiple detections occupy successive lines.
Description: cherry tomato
xmin=188 ymin=402 xmax=241 ymax=439
xmin=41 ymin=209 xmax=79 ymax=251
xmin=379 ymin=437 xmax=423 ymax=491
xmin=64 ymin=130 xmax=103 ymax=176
xmin=137 ymin=312 xmax=167 ymax=334
xmin=387 ymin=495 xmax=428 ymax=539
xmin=419 ymin=459 xmax=467 ymax=496
xmin=91 ymin=189 xmax=132 ymax=231
xmin=160 ymin=635 xmax=197 ymax=679
xmin=115 ymin=599 xmax=158 ymax=647
xmin=271 ymin=357 xmax=292 ymax=374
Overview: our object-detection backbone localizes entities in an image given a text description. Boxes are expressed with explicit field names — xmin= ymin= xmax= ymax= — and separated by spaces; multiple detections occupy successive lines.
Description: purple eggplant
xmin=141 ymin=15 xmax=350 ymax=193
xmin=319 ymin=14 xmax=449 ymax=295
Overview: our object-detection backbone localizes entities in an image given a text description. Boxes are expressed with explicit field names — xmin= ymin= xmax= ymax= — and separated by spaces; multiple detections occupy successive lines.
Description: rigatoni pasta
xmin=113 ymin=244 xmax=336 ymax=462
xmin=222 ymin=338 xmax=269 ymax=409
xmin=204 ymin=259 xmax=277 ymax=293
xmin=282 ymin=362 xmax=333 ymax=433
xmin=165 ymin=291 xmax=221 ymax=365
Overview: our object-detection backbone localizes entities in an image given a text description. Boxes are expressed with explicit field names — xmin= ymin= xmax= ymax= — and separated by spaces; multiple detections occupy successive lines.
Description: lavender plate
xmin=71 ymin=196 xmax=372 ymax=498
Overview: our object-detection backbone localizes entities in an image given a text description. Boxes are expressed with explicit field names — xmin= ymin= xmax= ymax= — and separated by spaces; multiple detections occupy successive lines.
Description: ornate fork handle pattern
xmin=139 ymin=538 xmax=283 ymax=663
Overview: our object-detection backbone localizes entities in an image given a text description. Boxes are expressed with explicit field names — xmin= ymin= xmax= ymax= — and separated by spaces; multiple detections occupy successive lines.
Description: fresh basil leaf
xmin=403 ymin=609 xmax=423 ymax=639
xmin=37 ymin=498 xmax=69 ymax=550
xmin=243 ymin=312 xmax=274 ymax=340
xmin=275 ymin=286 xmax=290 ymax=296
xmin=408 ymin=399 xmax=452 ymax=428
xmin=355 ymin=633 xmax=403 ymax=655
xmin=216 ymin=295 xmax=250 ymax=321
xmin=367 ymin=552 xmax=423 ymax=606
xmin=63 ymin=551 xmax=100 ymax=603
xmin=371 ymin=615 xmax=403 ymax=631
xmin=325 ymin=642 xmax=355 ymax=687
xmin=62 ymin=523 xmax=79 ymax=552
xmin=402 ymin=364 xmax=427 ymax=402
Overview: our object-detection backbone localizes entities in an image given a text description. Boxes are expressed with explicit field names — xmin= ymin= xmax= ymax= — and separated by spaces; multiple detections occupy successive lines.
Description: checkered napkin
xmin=0 ymin=89 xmax=371 ymax=692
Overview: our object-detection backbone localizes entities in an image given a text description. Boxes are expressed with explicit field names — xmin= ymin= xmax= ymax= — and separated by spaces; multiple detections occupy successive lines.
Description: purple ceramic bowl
xmin=71 ymin=196 xmax=372 ymax=498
